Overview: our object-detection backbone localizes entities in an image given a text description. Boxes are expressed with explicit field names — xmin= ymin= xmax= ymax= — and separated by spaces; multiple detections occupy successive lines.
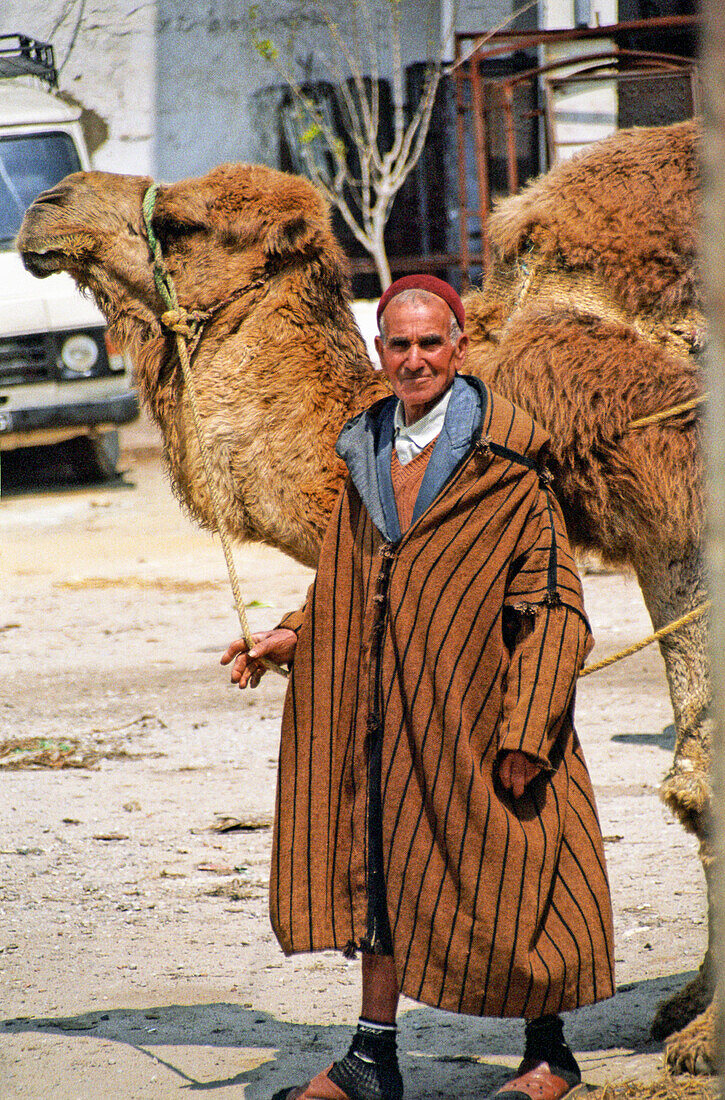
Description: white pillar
xmin=440 ymin=0 xmax=456 ymax=62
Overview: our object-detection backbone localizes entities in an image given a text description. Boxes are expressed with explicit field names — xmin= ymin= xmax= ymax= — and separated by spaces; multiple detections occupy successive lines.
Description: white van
xmin=0 ymin=35 xmax=137 ymax=479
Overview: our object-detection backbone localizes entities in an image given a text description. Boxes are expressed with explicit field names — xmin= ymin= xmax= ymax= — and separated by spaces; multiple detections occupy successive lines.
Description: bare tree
xmin=248 ymin=0 xmax=449 ymax=291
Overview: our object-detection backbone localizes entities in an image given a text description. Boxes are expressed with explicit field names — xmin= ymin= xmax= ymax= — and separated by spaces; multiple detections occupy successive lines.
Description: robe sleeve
xmin=497 ymin=603 xmax=591 ymax=769
xmin=277 ymin=582 xmax=314 ymax=635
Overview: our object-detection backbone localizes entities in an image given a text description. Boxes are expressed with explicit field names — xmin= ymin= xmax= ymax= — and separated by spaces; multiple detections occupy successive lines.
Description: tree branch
xmin=247 ymin=0 xmax=461 ymax=291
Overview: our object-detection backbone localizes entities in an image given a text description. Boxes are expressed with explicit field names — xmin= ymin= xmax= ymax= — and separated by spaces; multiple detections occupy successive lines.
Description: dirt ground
xmin=0 ymin=415 xmax=711 ymax=1099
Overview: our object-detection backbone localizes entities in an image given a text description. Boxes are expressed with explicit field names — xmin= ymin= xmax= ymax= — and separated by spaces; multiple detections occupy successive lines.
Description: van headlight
xmin=60 ymin=333 xmax=99 ymax=375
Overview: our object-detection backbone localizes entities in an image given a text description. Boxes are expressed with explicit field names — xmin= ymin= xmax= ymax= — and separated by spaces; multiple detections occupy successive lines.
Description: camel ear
xmin=252 ymin=175 xmax=328 ymax=262
xmin=152 ymin=185 xmax=209 ymax=235
xmin=261 ymin=203 xmax=322 ymax=261
xmin=203 ymin=165 xmax=328 ymax=261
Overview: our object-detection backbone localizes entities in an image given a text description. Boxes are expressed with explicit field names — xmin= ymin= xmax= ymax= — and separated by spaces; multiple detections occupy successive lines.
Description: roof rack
xmin=0 ymin=34 xmax=57 ymax=86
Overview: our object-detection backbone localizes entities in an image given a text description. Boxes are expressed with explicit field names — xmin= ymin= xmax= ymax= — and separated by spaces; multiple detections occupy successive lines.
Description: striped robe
xmin=272 ymin=375 xmax=615 ymax=1019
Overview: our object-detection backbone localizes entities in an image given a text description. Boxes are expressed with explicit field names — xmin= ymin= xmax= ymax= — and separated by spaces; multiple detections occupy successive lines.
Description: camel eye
xmin=127 ymin=222 xmax=139 ymax=237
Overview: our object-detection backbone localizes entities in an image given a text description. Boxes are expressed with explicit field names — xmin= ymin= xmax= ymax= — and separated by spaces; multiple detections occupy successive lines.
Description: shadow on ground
xmin=611 ymin=725 xmax=676 ymax=751
xmin=0 ymin=439 xmax=133 ymax=496
xmin=2 ymin=974 xmax=685 ymax=1098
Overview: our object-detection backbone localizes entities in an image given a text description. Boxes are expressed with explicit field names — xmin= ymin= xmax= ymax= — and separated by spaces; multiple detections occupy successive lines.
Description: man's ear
xmin=454 ymin=332 xmax=470 ymax=364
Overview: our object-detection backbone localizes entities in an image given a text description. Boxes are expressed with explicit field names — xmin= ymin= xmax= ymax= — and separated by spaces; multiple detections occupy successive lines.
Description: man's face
xmin=375 ymin=294 xmax=468 ymax=425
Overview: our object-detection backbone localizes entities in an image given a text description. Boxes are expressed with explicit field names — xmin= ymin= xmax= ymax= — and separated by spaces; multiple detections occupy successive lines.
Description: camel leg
xmin=635 ymin=549 xmax=717 ymax=1063
xmin=636 ymin=546 xmax=711 ymax=838
xmin=663 ymin=998 xmax=719 ymax=1075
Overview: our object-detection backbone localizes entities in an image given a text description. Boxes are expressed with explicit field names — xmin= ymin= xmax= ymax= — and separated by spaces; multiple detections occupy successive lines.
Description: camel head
xmin=18 ymin=171 xmax=158 ymax=343
xmin=17 ymin=162 xmax=349 ymax=353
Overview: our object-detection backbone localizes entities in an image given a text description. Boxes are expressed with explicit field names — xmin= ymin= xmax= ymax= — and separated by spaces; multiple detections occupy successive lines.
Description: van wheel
xmin=68 ymin=431 xmax=120 ymax=480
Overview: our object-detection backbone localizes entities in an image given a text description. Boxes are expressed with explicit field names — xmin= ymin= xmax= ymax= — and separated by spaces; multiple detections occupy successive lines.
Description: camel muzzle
xmin=17 ymin=246 xmax=61 ymax=279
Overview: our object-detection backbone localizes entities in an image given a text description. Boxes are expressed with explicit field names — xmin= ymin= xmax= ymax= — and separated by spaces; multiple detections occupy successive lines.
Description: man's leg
xmin=326 ymin=953 xmax=403 ymax=1099
xmin=492 ymin=1015 xmax=582 ymax=1100
xmin=273 ymin=954 xmax=403 ymax=1100
xmin=360 ymin=953 xmax=400 ymax=1022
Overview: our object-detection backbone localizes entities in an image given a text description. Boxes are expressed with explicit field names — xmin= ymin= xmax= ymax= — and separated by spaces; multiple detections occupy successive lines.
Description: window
xmin=0 ymin=132 xmax=81 ymax=248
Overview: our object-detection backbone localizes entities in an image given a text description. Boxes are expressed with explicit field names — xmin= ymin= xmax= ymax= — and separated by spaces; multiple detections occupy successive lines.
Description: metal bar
xmin=503 ymin=85 xmax=519 ymax=195
xmin=504 ymin=49 xmax=696 ymax=89
xmin=548 ymin=66 xmax=694 ymax=86
xmin=454 ymin=15 xmax=700 ymax=67
xmin=346 ymin=252 xmax=487 ymax=275
xmin=457 ymin=14 xmax=699 ymax=51
xmin=543 ymin=80 xmax=556 ymax=170
xmin=470 ymin=61 xmax=491 ymax=274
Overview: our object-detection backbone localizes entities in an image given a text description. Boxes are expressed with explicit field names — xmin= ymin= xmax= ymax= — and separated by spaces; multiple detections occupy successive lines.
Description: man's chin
xmin=399 ymin=381 xmax=438 ymax=401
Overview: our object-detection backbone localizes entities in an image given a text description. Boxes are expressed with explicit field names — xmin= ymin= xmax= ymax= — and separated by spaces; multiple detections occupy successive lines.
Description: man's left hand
xmin=498 ymin=750 xmax=542 ymax=798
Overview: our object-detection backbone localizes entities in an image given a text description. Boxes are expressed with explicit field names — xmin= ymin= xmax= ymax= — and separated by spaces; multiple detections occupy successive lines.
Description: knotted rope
xmin=142 ymin=184 xmax=287 ymax=678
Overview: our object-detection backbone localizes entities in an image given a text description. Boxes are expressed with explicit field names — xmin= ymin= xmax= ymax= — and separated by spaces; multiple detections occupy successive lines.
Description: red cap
xmin=376 ymin=274 xmax=465 ymax=331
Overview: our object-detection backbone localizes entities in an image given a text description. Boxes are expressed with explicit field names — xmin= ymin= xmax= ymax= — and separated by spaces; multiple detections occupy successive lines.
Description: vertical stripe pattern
xmin=271 ymin=386 xmax=615 ymax=1018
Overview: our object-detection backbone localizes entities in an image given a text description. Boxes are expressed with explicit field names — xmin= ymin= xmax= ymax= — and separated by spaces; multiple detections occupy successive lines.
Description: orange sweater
xmin=390 ymin=438 xmax=437 ymax=532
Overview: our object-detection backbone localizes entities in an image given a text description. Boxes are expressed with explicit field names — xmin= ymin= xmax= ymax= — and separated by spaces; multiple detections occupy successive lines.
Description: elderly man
xmin=222 ymin=275 xmax=614 ymax=1100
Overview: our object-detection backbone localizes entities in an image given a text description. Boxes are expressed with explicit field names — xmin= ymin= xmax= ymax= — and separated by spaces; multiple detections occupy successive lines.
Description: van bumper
xmin=0 ymin=391 xmax=139 ymax=449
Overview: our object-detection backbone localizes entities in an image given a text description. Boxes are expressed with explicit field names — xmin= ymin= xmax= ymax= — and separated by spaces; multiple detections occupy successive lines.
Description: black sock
xmin=523 ymin=1015 xmax=581 ymax=1086
xmin=327 ymin=1018 xmax=403 ymax=1100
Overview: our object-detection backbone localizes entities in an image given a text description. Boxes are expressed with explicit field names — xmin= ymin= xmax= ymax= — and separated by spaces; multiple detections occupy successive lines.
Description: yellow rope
xmin=164 ymin=308 xmax=288 ymax=679
xmin=140 ymin=189 xmax=288 ymax=680
xmin=628 ymin=394 xmax=707 ymax=430
xmin=579 ymin=600 xmax=710 ymax=678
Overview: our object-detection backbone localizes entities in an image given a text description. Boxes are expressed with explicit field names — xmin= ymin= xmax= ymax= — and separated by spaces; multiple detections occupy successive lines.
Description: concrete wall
xmin=156 ymin=0 xmax=271 ymax=179
xmin=4 ymin=0 xmax=538 ymax=182
xmin=2 ymin=1 xmax=156 ymax=175
xmin=155 ymin=0 xmax=530 ymax=181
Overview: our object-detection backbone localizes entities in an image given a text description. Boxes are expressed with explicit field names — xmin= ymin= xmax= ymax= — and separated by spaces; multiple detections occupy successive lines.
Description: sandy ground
xmin=0 ymin=416 xmax=710 ymax=1098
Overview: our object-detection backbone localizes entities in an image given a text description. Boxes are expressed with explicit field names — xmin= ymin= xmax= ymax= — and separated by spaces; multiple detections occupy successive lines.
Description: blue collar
xmin=336 ymin=375 xmax=484 ymax=543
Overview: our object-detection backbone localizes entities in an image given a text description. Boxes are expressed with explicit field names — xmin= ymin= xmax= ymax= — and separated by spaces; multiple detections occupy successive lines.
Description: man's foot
xmin=272 ymin=1066 xmax=353 ymax=1099
xmin=272 ymin=1018 xmax=403 ymax=1100
xmin=491 ymin=1059 xmax=583 ymax=1100
xmin=490 ymin=1015 xmax=582 ymax=1100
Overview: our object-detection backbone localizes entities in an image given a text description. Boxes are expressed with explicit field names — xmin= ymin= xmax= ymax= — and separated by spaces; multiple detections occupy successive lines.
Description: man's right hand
xmin=220 ymin=628 xmax=297 ymax=689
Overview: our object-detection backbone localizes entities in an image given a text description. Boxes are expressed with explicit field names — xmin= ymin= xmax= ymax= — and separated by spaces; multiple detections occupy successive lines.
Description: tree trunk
xmin=368 ymin=229 xmax=392 ymax=292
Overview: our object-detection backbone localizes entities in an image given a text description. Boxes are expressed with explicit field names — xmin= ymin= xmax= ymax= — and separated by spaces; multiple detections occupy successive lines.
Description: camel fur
xmin=17 ymin=119 xmax=711 ymax=1075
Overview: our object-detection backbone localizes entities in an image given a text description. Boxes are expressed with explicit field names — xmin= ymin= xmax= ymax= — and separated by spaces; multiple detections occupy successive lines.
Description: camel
xmin=17 ymin=118 xmax=712 ymax=1075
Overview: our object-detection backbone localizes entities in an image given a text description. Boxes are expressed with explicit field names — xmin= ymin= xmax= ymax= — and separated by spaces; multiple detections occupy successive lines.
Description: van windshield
xmin=0 ymin=131 xmax=82 ymax=249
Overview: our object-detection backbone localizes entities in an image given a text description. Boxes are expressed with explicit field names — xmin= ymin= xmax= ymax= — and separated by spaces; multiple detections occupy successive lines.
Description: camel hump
xmin=484 ymin=119 xmax=700 ymax=323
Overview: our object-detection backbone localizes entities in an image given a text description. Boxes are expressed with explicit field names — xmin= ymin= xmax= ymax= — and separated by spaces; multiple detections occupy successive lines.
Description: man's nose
xmin=406 ymin=343 xmax=423 ymax=370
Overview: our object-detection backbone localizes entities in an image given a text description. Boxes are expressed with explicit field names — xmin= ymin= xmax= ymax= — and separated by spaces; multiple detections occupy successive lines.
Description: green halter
xmin=141 ymin=182 xmax=176 ymax=311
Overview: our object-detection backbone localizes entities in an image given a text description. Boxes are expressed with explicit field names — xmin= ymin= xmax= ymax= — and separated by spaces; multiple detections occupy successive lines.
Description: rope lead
xmin=142 ymin=183 xmax=288 ymax=679
xmin=579 ymin=600 xmax=710 ymax=678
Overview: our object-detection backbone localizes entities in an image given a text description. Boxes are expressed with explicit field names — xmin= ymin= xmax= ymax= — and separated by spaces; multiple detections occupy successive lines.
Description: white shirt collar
xmin=393 ymin=386 xmax=452 ymax=466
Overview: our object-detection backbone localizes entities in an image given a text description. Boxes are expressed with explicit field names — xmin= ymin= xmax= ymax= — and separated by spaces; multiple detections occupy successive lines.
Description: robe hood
xmin=335 ymin=374 xmax=552 ymax=544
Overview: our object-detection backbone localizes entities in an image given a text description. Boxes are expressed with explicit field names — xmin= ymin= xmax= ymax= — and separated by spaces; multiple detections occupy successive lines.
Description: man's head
xmin=375 ymin=276 xmax=468 ymax=426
